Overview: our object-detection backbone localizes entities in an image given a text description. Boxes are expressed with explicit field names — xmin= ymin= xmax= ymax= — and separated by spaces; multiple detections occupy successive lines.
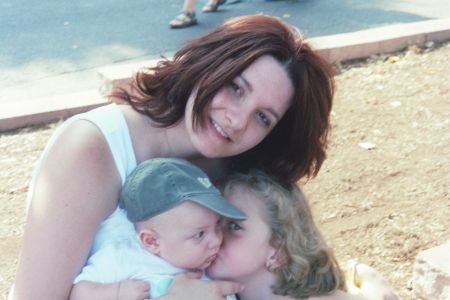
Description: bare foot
xmin=345 ymin=261 xmax=401 ymax=300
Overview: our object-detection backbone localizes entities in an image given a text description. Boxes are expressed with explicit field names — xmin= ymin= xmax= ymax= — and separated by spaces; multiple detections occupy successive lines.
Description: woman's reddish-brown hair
xmin=114 ymin=14 xmax=335 ymax=182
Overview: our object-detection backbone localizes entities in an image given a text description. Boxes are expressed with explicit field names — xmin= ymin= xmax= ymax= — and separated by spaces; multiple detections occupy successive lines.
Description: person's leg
xmin=182 ymin=0 xmax=196 ymax=12
xmin=170 ymin=0 xmax=198 ymax=29
xmin=202 ymin=0 xmax=227 ymax=13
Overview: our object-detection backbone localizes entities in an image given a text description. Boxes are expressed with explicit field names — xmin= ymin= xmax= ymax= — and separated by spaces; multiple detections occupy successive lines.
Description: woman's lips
xmin=210 ymin=119 xmax=231 ymax=142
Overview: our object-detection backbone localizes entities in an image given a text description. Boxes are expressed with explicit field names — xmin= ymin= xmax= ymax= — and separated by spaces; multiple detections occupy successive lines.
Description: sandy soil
xmin=1 ymin=41 xmax=449 ymax=300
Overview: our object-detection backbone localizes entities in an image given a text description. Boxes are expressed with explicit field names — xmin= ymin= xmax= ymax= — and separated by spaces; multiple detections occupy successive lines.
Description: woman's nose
xmin=226 ymin=105 xmax=250 ymax=131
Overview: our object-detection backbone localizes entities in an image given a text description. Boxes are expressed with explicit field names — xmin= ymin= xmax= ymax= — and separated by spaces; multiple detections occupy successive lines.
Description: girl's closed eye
xmin=227 ymin=221 xmax=242 ymax=232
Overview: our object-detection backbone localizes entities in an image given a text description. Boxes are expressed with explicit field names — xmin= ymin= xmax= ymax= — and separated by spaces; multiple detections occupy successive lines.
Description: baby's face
xmin=152 ymin=200 xmax=223 ymax=270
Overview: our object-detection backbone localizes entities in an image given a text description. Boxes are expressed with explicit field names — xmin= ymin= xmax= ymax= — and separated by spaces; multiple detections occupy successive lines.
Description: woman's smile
xmin=210 ymin=118 xmax=231 ymax=141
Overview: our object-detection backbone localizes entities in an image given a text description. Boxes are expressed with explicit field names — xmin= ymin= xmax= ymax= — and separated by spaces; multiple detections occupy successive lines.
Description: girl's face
xmin=207 ymin=186 xmax=276 ymax=282
xmin=185 ymin=55 xmax=294 ymax=158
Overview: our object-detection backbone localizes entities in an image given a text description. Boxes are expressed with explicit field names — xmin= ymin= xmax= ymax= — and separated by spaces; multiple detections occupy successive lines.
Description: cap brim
xmin=184 ymin=193 xmax=246 ymax=220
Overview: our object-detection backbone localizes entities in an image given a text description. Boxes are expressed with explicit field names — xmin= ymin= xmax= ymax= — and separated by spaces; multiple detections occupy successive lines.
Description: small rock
xmin=386 ymin=55 xmax=400 ymax=63
xmin=390 ymin=101 xmax=402 ymax=107
xmin=358 ymin=142 xmax=376 ymax=150
xmin=412 ymin=241 xmax=450 ymax=299
xmin=425 ymin=41 xmax=435 ymax=49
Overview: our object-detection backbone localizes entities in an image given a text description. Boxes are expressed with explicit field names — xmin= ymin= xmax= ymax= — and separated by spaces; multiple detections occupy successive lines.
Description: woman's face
xmin=207 ymin=186 xmax=276 ymax=282
xmin=185 ymin=55 xmax=294 ymax=158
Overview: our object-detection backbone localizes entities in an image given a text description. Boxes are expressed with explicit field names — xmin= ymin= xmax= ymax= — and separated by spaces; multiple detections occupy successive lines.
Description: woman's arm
xmin=11 ymin=121 xmax=122 ymax=300
xmin=70 ymin=280 xmax=150 ymax=300
xmin=157 ymin=272 xmax=242 ymax=300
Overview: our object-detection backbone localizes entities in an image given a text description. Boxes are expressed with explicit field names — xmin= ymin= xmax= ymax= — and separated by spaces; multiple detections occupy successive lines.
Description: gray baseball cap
xmin=119 ymin=158 xmax=246 ymax=223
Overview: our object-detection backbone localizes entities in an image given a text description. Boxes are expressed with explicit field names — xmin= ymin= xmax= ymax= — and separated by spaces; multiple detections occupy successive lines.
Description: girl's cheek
xmin=219 ymin=237 xmax=230 ymax=252
xmin=219 ymin=237 xmax=234 ymax=255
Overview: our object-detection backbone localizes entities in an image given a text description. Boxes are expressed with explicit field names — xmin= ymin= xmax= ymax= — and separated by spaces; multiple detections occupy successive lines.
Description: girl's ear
xmin=139 ymin=229 xmax=160 ymax=255
xmin=265 ymin=246 xmax=287 ymax=272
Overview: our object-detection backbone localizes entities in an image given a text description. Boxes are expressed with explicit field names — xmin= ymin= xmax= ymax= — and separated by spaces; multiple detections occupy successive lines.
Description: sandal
xmin=169 ymin=11 xmax=198 ymax=29
xmin=202 ymin=0 xmax=227 ymax=13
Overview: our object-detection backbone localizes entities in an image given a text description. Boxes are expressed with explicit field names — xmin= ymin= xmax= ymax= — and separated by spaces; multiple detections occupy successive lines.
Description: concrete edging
xmin=1 ymin=18 xmax=450 ymax=132
xmin=0 ymin=90 xmax=105 ymax=131
xmin=311 ymin=18 xmax=450 ymax=63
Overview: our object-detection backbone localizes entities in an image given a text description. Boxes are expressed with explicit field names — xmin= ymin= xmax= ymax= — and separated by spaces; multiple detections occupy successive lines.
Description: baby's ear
xmin=139 ymin=229 xmax=160 ymax=255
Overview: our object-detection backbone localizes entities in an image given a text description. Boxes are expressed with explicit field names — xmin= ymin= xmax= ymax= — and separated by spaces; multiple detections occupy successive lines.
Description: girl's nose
xmin=209 ymin=226 xmax=223 ymax=249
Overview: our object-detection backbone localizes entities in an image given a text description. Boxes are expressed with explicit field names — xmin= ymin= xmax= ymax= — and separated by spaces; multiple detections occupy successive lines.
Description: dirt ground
xmin=1 ymin=41 xmax=449 ymax=300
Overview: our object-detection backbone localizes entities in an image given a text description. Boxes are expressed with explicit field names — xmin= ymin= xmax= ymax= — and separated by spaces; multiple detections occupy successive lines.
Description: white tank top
xmin=26 ymin=103 xmax=138 ymax=252
xmin=27 ymin=103 xmax=137 ymax=206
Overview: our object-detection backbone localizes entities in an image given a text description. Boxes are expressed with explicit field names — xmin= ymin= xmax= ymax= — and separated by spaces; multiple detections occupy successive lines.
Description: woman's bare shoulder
xmin=40 ymin=119 xmax=119 ymax=188
xmin=34 ymin=118 xmax=122 ymax=214
xmin=53 ymin=119 xmax=112 ymax=159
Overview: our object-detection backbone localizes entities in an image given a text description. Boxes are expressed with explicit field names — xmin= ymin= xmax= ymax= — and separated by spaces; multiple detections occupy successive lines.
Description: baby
xmin=70 ymin=158 xmax=245 ymax=300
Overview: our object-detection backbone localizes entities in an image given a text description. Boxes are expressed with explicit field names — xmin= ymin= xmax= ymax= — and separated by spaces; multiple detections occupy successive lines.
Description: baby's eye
xmin=256 ymin=111 xmax=271 ymax=127
xmin=193 ymin=231 xmax=205 ymax=239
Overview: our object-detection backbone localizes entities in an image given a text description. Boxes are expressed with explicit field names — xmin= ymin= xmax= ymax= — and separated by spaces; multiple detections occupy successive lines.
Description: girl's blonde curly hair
xmin=219 ymin=170 xmax=345 ymax=299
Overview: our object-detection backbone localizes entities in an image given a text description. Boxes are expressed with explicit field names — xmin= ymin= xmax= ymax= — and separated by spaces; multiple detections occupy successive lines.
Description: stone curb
xmin=310 ymin=17 xmax=450 ymax=63
xmin=1 ymin=18 xmax=449 ymax=132
xmin=0 ymin=90 xmax=105 ymax=132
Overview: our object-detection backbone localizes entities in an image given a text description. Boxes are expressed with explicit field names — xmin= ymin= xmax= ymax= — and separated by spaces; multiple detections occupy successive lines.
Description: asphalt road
xmin=1 ymin=0 xmax=449 ymax=102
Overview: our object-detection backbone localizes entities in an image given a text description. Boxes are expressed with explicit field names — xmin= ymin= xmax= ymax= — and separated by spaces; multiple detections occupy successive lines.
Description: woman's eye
xmin=256 ymin=111 xmax=271 ymax=127
xmin=230 ymin=82 xmax=242 ymax=96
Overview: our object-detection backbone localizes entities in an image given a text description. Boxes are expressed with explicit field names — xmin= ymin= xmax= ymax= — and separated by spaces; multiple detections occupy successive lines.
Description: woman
xmin=11 ymin=15 xmax=334 ymax=300
xmin=207 ymin=171 xmax=400 ymax=300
